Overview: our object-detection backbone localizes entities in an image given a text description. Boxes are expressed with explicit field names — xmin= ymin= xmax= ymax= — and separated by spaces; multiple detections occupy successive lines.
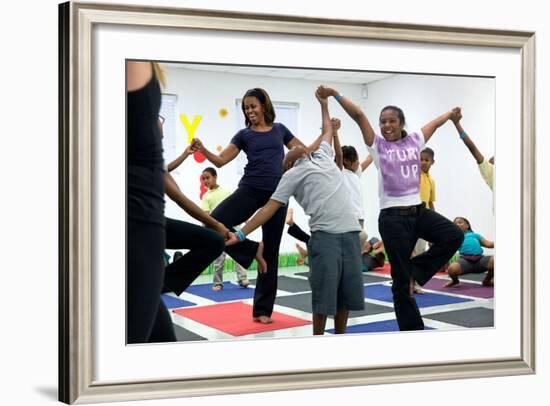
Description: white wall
xmin=3 ymin=0 xmax=546 ymax=406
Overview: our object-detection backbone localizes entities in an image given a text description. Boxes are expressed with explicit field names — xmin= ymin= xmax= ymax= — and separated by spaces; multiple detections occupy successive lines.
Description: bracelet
xmin=459 ymin=131 xmax=467 ymax=140
xmin=335 ymin=94 xmax=343 ymax=102
xmin=236 ymin=229 xmax=246 ymax=242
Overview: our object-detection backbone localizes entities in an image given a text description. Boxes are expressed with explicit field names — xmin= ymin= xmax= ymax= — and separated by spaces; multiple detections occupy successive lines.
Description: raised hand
xmin=330 ymin=117 xmax=341 ymax=131
xmin=315 ymin=88 xmax=328 ymax=105
xmin=450 ymin=107 xmax=462 ymax=123
xmin=184 ymin=143 xmax=194 ymax=155
xmin=316 ymin=85 xmax=337 ymax=99
xmin=191 ymin=138 xmax=204 ymax=152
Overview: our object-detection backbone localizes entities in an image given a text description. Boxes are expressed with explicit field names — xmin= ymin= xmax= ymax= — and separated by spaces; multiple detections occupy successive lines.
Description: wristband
xmin=335 ymin=94 xmax=343 ymax=102
xmin=236 ymin=229 xmax=246 ymax=242
xmin=459 ymin=131 xmax=467 ymax=140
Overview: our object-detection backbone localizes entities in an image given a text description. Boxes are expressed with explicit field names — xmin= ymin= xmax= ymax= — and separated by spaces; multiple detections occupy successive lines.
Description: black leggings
xmin=127 ymin=219 xmax=176 ymax=344
xmin=211 ymin=186 xmax=287 ymax=318
xmin=287 ymin=223 xmax=310 ymax=244
xmin=164 ymin=217 xmax=225 ymax=296
xmin=378 ymin=204 xmax=463 ymax=331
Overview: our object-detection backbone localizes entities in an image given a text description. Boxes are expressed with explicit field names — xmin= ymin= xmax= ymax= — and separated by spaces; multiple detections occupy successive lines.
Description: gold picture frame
xmin=59 ymin=1 xmax=535 ymax=403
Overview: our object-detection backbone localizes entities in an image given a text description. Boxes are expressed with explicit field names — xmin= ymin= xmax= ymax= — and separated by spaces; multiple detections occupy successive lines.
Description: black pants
xmin=287 ymin=223 xmax=310 ymax=244
xmin=127 ymin=219 xmax=176 ymax=344
xmin=211 ymin=186 xmax=287 ymax=317
xmin=163 ymin=217 xmax=225 ymax=296
xmin=378 ymin=204 xmax=463 ymax=331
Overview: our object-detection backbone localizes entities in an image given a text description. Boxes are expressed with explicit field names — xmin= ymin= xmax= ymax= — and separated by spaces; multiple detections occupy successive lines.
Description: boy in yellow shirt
xmin=201 ymin=167 xmax=250 ymax=291
xmin=419 ymin=147 xmax=436 ymax=210
xmin=412 ymin=147 xmax=436 ymax=293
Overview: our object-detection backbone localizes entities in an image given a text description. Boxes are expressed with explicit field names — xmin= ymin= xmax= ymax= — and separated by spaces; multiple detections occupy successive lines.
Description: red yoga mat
xmin=174 ymin=302 xmax=311 ymax=336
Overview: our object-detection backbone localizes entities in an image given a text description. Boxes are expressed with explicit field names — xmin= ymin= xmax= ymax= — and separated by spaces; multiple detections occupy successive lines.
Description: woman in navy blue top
xmin=193 ymin=88 xmax=306 ymax=324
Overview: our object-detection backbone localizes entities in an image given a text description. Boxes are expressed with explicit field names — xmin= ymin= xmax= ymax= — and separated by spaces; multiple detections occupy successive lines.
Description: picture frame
xmin=59 ymin=1 xmax=536 ymax=404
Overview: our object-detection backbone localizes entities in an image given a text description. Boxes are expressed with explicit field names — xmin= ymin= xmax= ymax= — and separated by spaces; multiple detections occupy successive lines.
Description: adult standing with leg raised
xmin=192 ymin=88 xmax=306 ymax=324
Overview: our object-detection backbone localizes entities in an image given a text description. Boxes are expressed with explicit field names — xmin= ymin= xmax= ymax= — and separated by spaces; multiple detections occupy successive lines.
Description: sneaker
xmin=238 ymin=279 xmax=250 ymax=288
xmin=212 ymin=284 xmax=223 ymax=292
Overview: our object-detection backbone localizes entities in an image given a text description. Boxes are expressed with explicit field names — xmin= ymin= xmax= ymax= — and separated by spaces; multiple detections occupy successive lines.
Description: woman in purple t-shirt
xmin=192 ymin=88 xmax=306 ymax=324
xmin=317 ymin=85 xmax=464 ymax=331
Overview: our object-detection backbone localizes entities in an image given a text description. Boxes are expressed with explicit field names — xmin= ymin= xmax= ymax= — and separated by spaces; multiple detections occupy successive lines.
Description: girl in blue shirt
xmin=444 ymin=217 xmax=494 ymax=287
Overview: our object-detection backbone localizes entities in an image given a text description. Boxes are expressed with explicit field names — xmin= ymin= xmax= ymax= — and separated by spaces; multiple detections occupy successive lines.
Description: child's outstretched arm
xmin=421 ymin=107 xmax=460 ymax=143
xmin=305 ymin=89 xmax=334 ymax=153
xmin=360 ymin=155 xmax=373 ymax=172
xmin=452 ymin=113 xmax=485 ymax=164
xmin=316 ymin=85 xmax=376 ymax=147
xmin=226 ymin=200 xmax=284 ymax=245
xmin=167 ymin=144 xmax=194 ymax=172
xmin=332 ymin=118 xmax=343 ymax=170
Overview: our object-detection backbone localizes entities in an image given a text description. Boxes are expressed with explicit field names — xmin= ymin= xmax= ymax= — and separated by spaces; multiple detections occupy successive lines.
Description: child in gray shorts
xmin=227 ymin=89 xmax=364 ymax=335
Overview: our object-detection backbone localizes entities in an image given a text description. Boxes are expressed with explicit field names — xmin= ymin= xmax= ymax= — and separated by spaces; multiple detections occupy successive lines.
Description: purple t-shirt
xmin=231 ymin=122 xmax=295 ymax=192
xmin=367 ymin=131 xmax=425 ymax=209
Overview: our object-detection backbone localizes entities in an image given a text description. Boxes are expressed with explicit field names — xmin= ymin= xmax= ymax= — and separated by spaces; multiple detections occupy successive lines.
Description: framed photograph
xmin=59 ymin=1 xmax=535 ymax=403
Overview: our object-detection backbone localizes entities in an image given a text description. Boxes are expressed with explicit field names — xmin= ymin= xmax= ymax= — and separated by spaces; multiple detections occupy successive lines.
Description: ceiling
xmin=163 ymin=62 xmax=394 ymax=85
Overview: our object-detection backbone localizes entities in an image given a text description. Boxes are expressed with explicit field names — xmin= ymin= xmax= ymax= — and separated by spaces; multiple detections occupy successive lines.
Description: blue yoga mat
xmin=185 ymin=281 xmax=255 ymax=302
xmin=365 ymin=284 xmax=472 ymax=307
xmin=161 ymin=294 xmax=195 ymax=309
xmin=327 ymin=319 xmax=435 ymax=334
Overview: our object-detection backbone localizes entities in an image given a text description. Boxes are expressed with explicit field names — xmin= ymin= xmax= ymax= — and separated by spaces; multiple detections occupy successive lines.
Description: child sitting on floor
xmin=444 ymin=217 xmax=494 ymax=287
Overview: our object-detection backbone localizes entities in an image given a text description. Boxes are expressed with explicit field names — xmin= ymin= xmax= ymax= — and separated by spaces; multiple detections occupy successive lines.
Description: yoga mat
xmin=327 ymin=319 xmax=434 ymax=334
xmin=275 ymin=292 xmax=393 ymax=317
xmin=362 ymin=273 xmax=391 ymax=284
xmin=172 ymin=324 xmax=207 ymax=341
xmin=174 ymin=302 xmax=310 ymax=336
xmin=250 ymin=275 xmax=311 ymax=293
xmin=365 ymin=284 xmax=472 ymax=307
xmin=185 ymin=281 xmax=255 ymax=302
xmin=295 ymin=271 xmax=389 ymax=284
xmin=424 ymin=278 xmax=494 ymax=299
xmin=460 ymin=273 xmax=488 ymax=282
xmin=161 ymin=294 xmax=195 ymax=309
xmin=424 ymin=307 xmax=494 ymax=328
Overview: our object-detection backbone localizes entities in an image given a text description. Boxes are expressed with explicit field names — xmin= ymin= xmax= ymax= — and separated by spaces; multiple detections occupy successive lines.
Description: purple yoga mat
xmin=424 ymin=278 xmax=494 ymax=299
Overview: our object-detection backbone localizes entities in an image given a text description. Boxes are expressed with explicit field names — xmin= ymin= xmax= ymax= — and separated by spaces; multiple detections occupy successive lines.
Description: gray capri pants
xmin=458 ymin=255 xmax=492 ymax=274
xmin=307 ymin=230 xmax=365 ymax=315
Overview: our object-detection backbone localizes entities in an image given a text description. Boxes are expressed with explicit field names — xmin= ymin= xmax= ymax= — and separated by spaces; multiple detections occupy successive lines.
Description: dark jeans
xmin=378 ymin=204 xmax=463 ymax=331
xmin=163 ymin=217 xmax=225 ymax=296
xmin=287 ymin=223 xmax=310 ymax=244
xmin=127 ymin=219 xmax=176 ymax=344
xmin=211 ymin=186 xmax=287 ymax=317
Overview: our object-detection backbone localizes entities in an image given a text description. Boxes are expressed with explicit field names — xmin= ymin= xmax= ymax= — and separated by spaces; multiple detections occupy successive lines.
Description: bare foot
xmin=444 ymin=278 xmax=459 ymax=287
xmin=255 ymin=241 xmax=267 ymax=274
xmin=253 ymin=315 xmax=273 ymax=324
xmin=413 ymin=282 xmax=425 ymax=294
xmin=285 ymin=207 xmax=294 ymax=226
